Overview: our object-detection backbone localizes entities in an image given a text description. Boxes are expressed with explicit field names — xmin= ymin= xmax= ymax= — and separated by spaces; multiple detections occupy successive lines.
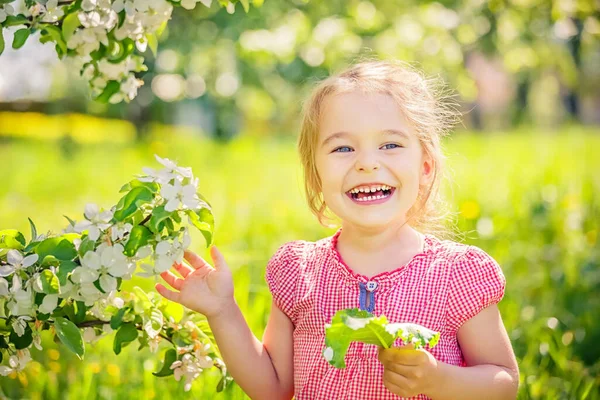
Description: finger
xmin=160 ymin=270 xmax=184 ymax=290
xmin=210 ymin=245 xmax=228 ymax=271
xmin=383 ymin=369 xmax=414 ymax=396
xmin=173 ymin=262 xmax=194 ymax=278
xmin=184 ymin=250 xmax=214 ymax=271
xmin=385 ymin=363 xmax=421 ymax=379
xmin=155 ymin=283 xmax=181 ymax=303
xmin=391 ymin=345 xmax=424 ymax=365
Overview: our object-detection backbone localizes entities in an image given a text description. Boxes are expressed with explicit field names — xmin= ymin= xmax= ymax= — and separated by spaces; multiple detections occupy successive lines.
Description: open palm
xmin=155 ymin=246 xmax=234 ymax=319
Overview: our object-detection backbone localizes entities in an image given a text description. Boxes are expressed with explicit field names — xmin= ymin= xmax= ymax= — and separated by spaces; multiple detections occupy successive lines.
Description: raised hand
xmin=155 ymin=246 xmax=235 ymax=319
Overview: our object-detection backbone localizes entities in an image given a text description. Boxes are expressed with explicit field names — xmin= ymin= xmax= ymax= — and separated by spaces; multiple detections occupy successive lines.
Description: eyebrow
xmin=320 ymin=129 xmax=410 ymax=148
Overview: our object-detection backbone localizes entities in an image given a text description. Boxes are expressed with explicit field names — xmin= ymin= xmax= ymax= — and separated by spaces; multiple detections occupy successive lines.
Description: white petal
xmin=84 ymin=203 xmax=99 ymax=219
xmin=160 ymin=184 xmax=178 ymax=200
xmin=0 ymin=278 xmax=9 ymax=296
xmin=155 ymin=241 xmax=170 ymax=255
xmin=88 ymin=226 xmax=101 ymax=241
xmin=155 ymin=255 xmax=172 ymax=273
xmin=100 ymin=274 xmax=117 ymax=292
xmin=82 ymin=251 xmax=101 ymax=270
xmin=0 ymin=366 xmax=13 ymax=376
xmin=7 ymin=250 xmax=23 ymax=266
xmin=135 ymin=245 xmax=153 ymax=259
xmin=22 ymin=254 xmax=39 ymax=268
xmin=165 ymin=198 xmax=180 ymax=212
xmin=80 ymin=267 xmax=100 ymax=283
xmin=100 ymin=246 xmax=115 ymax=266
xmin=0 ymin=265 xmax=15 ymax=277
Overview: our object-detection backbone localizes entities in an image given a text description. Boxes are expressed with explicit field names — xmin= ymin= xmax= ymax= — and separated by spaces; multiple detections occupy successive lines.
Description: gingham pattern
xmin=265 ymin=228 xmax=506 ymax=400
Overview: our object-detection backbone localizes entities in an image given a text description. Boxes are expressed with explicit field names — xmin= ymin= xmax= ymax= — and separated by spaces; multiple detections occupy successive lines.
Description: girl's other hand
xmin=378 ymin=344 xmax=440 ymax=398
xmin=155 ymin=245 xmax=235 ymax=319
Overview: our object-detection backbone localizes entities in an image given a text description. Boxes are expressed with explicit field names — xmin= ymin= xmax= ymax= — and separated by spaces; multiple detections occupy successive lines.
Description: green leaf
xmin=12 ymin=28 xmax=30 ymax=49
xmin=74 ymin=301 xmax=87 ymax=324
xmin=56 ymin=260 xmax=77 ymax=286
xmin=114 ymin=186 xmax=154 ymax=221
xmin=3 ymin=15 xmax=29 ymax=27
xmin=149 ymin=205 xmax=172 ymax=234
xmin=61 ymin=11 xmax=80 ymax=43
xmin=77 ymin=237 xmax=96 ymax=257
xmin=95 ymin=80 xmax=120 ymax=103
xmin=239 ymin=0 xmax=249 ymax=12
xmin=110 ymin=306 xmax=127 ymax=330
xmin=186 ymin=206 xmax=214 ymax=246
xmin=146 ymin=32 xmax=158 ymax=56
xmin=28 ymin=217 xmax=38 ymax=242
xmin=124 ymin=225 xmax=151 ymax=257
xmin=119 ymin=179 xmax=160 ymax=194
xmin=0 ymin=229 xmax=26 ymax=251
xmin=143 ymin=308 xmax=163 ymax=339
xmin=153 ymin=348 xmax=176 ymax=377
xmin=54 ymin=317 xmax=85 ymax=359
xmin=0 ymin=29 xmax=4 ymax=56
xmin=323 ymin=308 xmax=440 ymax=369
xmin=35 ymin=237 xmax=77 ymax=262
xmin=10 ymin=324 xmax=33 ymax=350
xmin=40 ymin=269 xmax=60 ymax=294
xmin=109 ymin=38 xmax=135 ymax=63
xmin=113 ymin=322 xmax=138 ymax=355
xmin=40 ymin=24 xmax=67 ymax=55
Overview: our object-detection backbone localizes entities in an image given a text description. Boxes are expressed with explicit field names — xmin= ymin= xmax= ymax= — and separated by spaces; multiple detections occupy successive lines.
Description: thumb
xmin=210 ymin=245 xmax=229 ymax=271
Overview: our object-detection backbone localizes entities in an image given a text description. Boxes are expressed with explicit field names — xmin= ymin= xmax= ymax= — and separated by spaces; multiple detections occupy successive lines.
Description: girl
xmin=155 ymin=61 xmax=520 ymax=400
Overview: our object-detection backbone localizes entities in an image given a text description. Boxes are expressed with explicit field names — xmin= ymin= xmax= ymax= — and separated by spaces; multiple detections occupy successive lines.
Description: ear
xmin=420 ymin=151 xmax=434 ymax=186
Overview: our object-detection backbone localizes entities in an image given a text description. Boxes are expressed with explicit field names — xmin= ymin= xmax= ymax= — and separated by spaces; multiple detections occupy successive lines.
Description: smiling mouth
xmin=346 ymin=186 xmax=396 ymax=202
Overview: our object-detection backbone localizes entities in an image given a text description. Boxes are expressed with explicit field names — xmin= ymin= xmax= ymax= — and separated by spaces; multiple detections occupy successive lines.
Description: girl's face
xmin=315 ymin=91 xmax=433 ymax=230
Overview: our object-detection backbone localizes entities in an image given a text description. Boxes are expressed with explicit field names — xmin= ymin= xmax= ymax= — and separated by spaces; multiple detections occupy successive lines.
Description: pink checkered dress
xmin=265 ymin=228 xmax=506 ymax=400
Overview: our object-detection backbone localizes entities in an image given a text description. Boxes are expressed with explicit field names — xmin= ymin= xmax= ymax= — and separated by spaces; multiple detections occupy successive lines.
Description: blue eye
xmin=382 ymin=143 xmax=401 ymax=150
xmin=333 ymin=146 xmax=353 ymax=153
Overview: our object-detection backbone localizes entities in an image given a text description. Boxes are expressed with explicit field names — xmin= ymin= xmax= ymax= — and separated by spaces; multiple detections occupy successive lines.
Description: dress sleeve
xmin=446 ymin=246 xmax=506 ymax=331
xmin=264 ymin=241 xmax=304 ymax=323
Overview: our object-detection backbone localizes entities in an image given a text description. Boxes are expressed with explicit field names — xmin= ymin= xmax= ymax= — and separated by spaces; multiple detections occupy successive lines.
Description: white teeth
xmin=348 ymin=184 xmax=395 ymax=194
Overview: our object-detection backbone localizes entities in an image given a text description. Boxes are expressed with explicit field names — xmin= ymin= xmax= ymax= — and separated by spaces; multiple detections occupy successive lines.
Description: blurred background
xmin=1 ymin=0 xmax=599 ymax=398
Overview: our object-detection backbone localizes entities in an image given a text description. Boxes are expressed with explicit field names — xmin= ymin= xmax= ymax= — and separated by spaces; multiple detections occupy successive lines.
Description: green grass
xmin=1 ymin=126 xmax=599 ymax=399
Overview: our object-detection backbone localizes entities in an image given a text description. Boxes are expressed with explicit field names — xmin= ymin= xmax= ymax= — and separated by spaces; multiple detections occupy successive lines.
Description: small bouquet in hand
xmin=323 ymin=308 xmax=440 ymax=369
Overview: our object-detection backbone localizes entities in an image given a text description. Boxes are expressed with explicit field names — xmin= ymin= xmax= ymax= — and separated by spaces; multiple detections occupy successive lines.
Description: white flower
xmin=73 ymin=244 xmax=134 ymax=292
xmin=111 ymin=222 xmax=133 ymax=242
xmin=74 ymin=203 xmax=114 ymax=241
xmin=170 ymin=353 xmax=202 ymax=392
xmin=194 ymin=342 xmax=214 ymax=369
xmin=0 ymin=250 xmax=39 ymax=277
xmin=161 ymin=180 xmax=200 ymax=212
xmin=11 ymin=316 xmax=33 ymax=337
xmin=3 ymin=275 xmax=35 ymax=316
xmin=0 ymin=349 xmax=31 ymax=376
xmin=40 ymin=0 xmax=65 ymax=22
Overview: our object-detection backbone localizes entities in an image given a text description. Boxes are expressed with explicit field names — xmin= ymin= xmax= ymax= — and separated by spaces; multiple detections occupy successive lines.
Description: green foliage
xmin=113 ymin=323 xmax=138 ymax=355
xmin=53 ymin=317 xmax=85 ymax=360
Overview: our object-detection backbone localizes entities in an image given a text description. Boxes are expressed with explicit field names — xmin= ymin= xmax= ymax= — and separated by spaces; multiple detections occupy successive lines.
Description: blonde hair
xmin=297 ymin=60 xmax=461 ymax=237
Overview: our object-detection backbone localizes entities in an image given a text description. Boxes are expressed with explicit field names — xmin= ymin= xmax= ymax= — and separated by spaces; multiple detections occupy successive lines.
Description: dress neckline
xmin=327 ymin=227 xmax=434 ymax=286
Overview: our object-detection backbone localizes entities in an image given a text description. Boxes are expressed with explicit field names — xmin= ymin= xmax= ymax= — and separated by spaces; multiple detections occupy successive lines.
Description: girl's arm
xmin=156 ymin=247 xmax=294 ymax=400
xmin=427 ymin=304 xmax=519 ymax=399
xmin=207 ymin=299 xmax=294 ymax=400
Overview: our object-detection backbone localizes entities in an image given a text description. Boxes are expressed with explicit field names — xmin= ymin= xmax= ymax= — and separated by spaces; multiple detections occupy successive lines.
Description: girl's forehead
xmin=318 ymin=91 xmax=415 ymax=140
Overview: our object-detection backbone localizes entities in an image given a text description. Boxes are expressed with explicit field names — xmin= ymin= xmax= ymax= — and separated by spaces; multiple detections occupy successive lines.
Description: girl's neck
xmin=337 ymin=222 xmax=423 ymax=255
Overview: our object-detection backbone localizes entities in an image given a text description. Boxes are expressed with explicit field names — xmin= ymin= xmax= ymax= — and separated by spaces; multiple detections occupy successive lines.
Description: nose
xmin=354 ymin=151 xmax=380 ymax=172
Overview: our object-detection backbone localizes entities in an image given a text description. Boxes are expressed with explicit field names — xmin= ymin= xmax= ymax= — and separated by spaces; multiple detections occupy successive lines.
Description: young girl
xmin=155 ymin=60 xmax=520 ymax=400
